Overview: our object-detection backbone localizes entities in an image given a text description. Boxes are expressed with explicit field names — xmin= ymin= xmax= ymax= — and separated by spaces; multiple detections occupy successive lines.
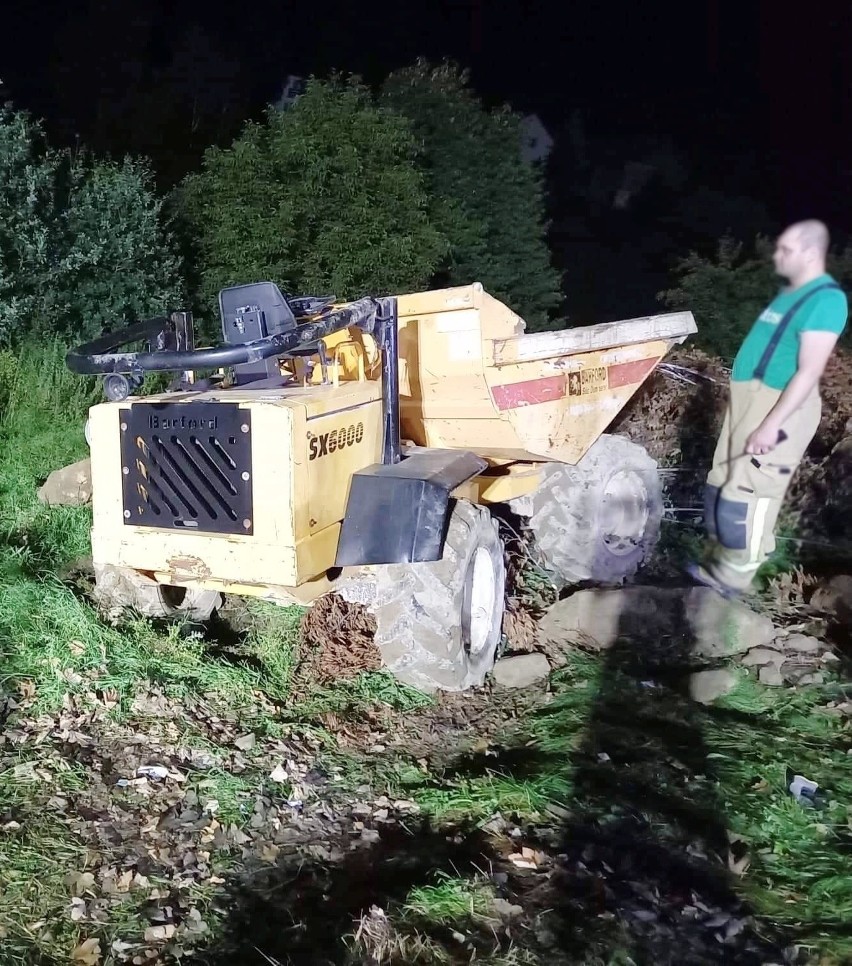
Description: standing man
xmin=690 ymin=220 xmax=848 ymax=597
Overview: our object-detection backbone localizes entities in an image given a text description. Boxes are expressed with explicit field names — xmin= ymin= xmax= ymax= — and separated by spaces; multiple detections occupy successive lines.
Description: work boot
xmin=685 ymin=561 xmax=743 ymax=601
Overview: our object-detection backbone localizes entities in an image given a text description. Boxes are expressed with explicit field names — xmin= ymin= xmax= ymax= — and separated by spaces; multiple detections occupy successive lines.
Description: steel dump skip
xmin=395 ymin=284 xmax=696 ymax=465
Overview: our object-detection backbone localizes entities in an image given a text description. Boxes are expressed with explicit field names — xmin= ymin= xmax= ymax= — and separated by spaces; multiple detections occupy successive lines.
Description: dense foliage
xmin=0 ymin=107 xmax=182 ymax=346
xmin=179 ymin=65 xmax=562 ymax=330
xmin=382 ymin=60 xmax=563 ymax=328
xmin=178 ymin=77 xmax=448 ymax=317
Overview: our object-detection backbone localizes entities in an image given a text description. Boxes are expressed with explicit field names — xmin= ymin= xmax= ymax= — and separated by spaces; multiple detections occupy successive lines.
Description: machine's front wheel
xmin=92 ymin=564 xmax=222 ymax=622
xmin=342 ymin=501 xmax=506 ymax=693
xmin=508 ymin=434 xmax=663 ymax=587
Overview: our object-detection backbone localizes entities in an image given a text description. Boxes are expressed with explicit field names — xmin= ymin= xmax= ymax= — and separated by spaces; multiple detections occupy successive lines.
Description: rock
xmin=741 ymin=647 xmax=784 ymax=667
xmin=810 ymin=575 xmax=852 ymax=623
xmin=689 ymin=591 xmax=776 ymax=656
xmin=535 ymin=589 xmax=622 ymax=648
xmin=781 ymin=633 xmax=823 ymax=654
xmin=779 ymin=664 xmax=807 ymax=685
xmin=759 ymin=664 xmax=784 ymax=687
xmin=37 ymin=458 xmax=92 ymax=506
xmin=492 ymin=653 xmax=550 ymax=688
xmin=797 ymin=672 xmax=826 ymax=686
xmin=492 ymin=898 xmax=524 ymax=919
xmin=688 ymin=669 xmax=738 ymax=705
xmin=537 ymin=586 xmax=775 ymax=660
xmin=781 ymin=662 xmax=827 ymax=686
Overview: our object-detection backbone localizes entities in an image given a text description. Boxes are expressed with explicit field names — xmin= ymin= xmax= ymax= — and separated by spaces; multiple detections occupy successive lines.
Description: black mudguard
xmin=335 ymin=449 xmax=487 ymax=567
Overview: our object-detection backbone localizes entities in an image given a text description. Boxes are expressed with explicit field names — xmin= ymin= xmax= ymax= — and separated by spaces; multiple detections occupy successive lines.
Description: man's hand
xmin=745 ymin=422 xmax=782 ymax=456
xmin=745 ymin=331 xmax=839 ymax=457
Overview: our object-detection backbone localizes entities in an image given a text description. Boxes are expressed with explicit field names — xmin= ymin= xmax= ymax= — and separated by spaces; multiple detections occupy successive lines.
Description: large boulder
xmin=37 ymin=458 xmax=92 ymax=507
xmin=536 ymin=586 xmax=776 ymax=661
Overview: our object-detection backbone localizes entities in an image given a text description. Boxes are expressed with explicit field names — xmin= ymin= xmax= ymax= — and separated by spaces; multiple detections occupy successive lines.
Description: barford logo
xmin=309 ymin=421 xmax=365 ymax=460
xmin=148 ymin=414 xmax=218 ymax=430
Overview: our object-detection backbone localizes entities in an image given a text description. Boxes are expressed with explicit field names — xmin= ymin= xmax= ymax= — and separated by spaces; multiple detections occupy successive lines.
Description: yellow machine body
xmin=86 ymin=284 xmax=695 ymax=604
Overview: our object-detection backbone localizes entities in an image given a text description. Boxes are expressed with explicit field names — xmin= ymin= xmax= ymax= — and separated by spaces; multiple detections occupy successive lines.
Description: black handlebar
xmin=65 ymin=297 xmax=386 ymax=376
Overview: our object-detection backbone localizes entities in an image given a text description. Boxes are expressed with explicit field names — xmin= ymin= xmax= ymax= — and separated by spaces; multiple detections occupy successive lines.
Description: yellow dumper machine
xmin=67 ymin=283 xmax=696 ymax=691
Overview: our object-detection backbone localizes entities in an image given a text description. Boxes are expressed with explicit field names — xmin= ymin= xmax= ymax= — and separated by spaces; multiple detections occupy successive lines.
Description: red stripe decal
xmin=492 ymin=374 xmax=566 ymax=410
xmin=607 ymin=357 xmax=660 ymax=389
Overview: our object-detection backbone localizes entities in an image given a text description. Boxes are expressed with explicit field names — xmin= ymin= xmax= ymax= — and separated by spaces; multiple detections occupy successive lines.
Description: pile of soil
xmin=298 ymin=593 xmax=381 ymax=685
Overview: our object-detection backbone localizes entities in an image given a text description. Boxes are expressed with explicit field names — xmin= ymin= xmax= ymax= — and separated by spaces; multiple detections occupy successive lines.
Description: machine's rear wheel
xmin=343 ymin=501 xmax=506 ymax=692
xmin=92 ymin=564 xmax=222 ymax=622
xmin=508 ymin=434 xmax=663 ymax=587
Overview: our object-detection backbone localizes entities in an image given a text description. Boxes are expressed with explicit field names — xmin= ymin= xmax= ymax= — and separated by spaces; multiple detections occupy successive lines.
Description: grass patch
xmin=0 ymin=751 xmax=88 ymax=805
xmin=0 ymin=757 xmax=177 ymax=965
xmin=493 ymin=653 xmax=852 ymax=958
xmin=229 ymin=598 xmax=304 ymax=700
xmin=0 ymin=820 xmax=92 ymax=964
xmin=345 ymin=874 xmax=537 ymax=966
xmin=410 ymin=772 xmax=572 ymax=824
xmin=651 ymin=518 xmax=704 ymax=571
xmin=291 ymin=670 xmax=434 ymax=720
xmin=190 ymin=769 xmax=259 ymax=827
xmin=0 ymin=820 xmax=201 ymax=965
xmin=402 ymin=872 xmax=495 ymax=925
xmin=0 ymin=578 xmax=298 ymax=715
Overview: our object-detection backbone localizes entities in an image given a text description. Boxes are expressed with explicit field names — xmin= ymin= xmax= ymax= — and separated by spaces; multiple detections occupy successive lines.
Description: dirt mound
xmin=298 ymin=594 xmax=381 ymax=683
xmin=789 ymin=350 xmax=852 ymax=541
xmin=613 ymin=347 xmax=730 ymax=464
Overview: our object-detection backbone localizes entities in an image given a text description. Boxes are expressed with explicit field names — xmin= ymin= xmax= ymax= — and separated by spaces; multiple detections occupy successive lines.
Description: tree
xmin=658 ymin=235 xmax=852 ymax=361
xmin=54 ymin=155 xmax=184 ymax=339
xmin=0 ymin=108 xmax=59 ymax=343
xmin=0 ymin=106 xmax=183 ymax=346
xmin=177 ymin=76 xmax=449 ymax=318
xmin=381 ymin=60 xmax=563 ymax=330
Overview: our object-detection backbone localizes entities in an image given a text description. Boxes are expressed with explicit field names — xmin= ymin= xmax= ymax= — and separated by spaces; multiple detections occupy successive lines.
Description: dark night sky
xmin=2 ymin=0 xmax=851 ymax=229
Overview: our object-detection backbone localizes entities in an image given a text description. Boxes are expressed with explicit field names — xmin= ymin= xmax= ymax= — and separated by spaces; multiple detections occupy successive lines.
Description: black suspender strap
xmin=754 ymin=282 xmax=841 ymax=381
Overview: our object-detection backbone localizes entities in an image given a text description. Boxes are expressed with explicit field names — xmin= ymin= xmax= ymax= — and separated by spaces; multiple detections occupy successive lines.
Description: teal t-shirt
xmin=731 ymin=274 xmax=848 ymax=389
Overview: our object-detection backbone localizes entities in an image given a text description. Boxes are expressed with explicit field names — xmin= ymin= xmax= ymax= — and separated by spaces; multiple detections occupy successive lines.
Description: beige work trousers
xmin=703 ymin=379 xmax=821 ymax=591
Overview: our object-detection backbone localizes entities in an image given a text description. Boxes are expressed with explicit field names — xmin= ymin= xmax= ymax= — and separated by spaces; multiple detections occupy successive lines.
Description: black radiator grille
xmin=120 ymin=402 xmax=253 ymax=534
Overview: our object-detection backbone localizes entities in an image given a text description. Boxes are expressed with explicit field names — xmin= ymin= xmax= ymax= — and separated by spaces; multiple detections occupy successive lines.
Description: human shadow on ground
xmin=529 ymin=589 xmax=796 ymax=965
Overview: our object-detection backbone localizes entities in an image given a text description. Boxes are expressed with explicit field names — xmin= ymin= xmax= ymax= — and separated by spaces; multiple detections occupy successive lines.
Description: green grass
xmin=402 ymin=872 xmax=495 ymax=925
xmin=0 ymin=822 xmax=200 ymax=965
xmin=190 ymin=769 xmax=260 ymax=826
xmin=0 ymin=757 xmax=180 ymax=965
xmin=0 ymin=750 xmax=88 ymax=804
xmin=0 ymin=576 xmax=300 ymax=715
xmin=408 ymin=772 xmax=573 ymax=824
xmin=344 ymin=874 xmax=541 ymax=966
xmin=650 ymin=518 xmax=704 ymax=572
xmin=291 ymin=670 xmax=434 ymax=720
xmin=360 ymin=647 xmax=852 ymax=959
xmin=0 ymin=820 xmax=92 ymax=963
xmin=492 ymin=655 xmax=852 ymax=956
